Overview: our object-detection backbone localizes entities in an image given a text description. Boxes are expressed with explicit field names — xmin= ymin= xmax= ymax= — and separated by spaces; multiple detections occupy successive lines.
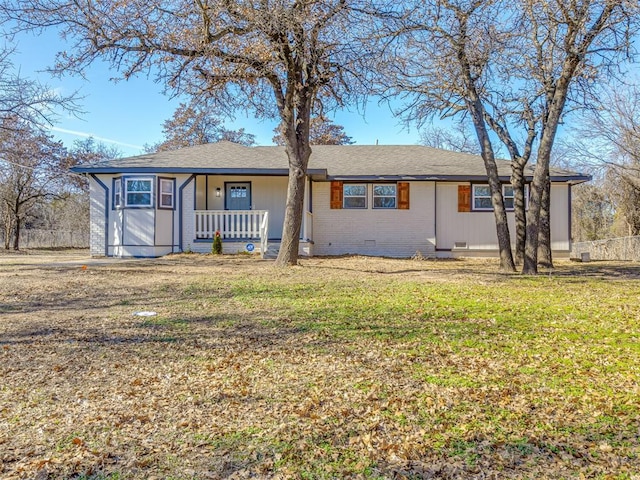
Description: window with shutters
xmin=343 ymin=184 xmax=367 ymax=209
xmin=472 ymin=184 xmax=529 ymax=211
xmin=472 ymin=185 xmax=493 ymax=210
xmin=331 ymin=182 xmax=409 ymax=210
xmin=372 ymin=184 xmax=396 ymax=208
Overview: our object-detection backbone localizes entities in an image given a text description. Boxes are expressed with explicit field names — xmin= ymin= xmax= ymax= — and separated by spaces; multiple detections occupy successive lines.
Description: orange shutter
xmin=458 ymin=185 xmax=471 ymax=212
xmin=398 ymin=182 xmax=410 ymax=209
xmin=330 ymin=181 xmax=343 ymax=209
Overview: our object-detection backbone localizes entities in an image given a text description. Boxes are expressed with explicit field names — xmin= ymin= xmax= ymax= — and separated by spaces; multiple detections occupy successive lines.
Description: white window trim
xmin=113 ymin=177 xmax=122 ymax=209
xmin=124 ymin=177 xmax=154 ymax=208
xmin=158 ymin=178 xmax=175 ymax=209
xmin=473 ymin=184 xmax=529 ymax=211
xmin=472 ymin=184 xmax=493 ymax=211
xmin=343 ymin=183 xmax=367 ymax=209
xmin=372 ymin=183 xmax=397 ymax=209
xmin=503 ymin=184 xmax=529 ymax=210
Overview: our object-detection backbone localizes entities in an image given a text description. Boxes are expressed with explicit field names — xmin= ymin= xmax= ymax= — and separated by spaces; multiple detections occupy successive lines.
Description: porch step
xmin=262 ymin=244 xmax=279 ymax=260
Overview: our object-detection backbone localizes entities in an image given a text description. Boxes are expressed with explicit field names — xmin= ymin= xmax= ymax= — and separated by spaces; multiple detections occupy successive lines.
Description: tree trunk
xmin=274 ymin=97 xmax=312 ymax=267
xmin=2 ymin=210 xmax=11 ymax=250
xmin=468 ymin=110 xmax=515 ymax=272
xmin=512 ymin=161 xmax=527 ymax=265
xmin=455 ymin=13 xmax=515 ymax=272
xmin=275 ymin=153 xmax=309 ymax=266
xmin=537 ymin=172 xmax=553 ymax=268
xmin=13 ymin=216 xmax=20 ymax=250
xmin=523 ymin=82 xmax=572 ymax=274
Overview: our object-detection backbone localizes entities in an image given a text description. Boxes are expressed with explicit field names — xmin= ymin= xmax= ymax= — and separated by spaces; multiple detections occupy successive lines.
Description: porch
xmin=191 ymin=209 xmax=313 ymax=258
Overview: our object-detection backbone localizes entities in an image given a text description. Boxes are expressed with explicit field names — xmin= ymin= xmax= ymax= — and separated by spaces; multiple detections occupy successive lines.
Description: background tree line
xmin=0 ymin=0 xmax=638 ymax=273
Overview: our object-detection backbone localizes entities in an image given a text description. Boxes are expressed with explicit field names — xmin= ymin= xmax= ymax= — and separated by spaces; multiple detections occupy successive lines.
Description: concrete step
xmin=262 ymin=243 xmax=280 ymax=260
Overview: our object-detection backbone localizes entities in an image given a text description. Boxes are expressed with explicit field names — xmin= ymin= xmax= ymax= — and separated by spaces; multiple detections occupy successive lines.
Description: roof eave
xmin=71 ymin=166 xmax=328 ymax=177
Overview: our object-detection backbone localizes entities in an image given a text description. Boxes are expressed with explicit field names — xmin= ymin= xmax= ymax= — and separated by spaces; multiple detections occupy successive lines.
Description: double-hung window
xmin=343 ymin=184 xmax=367 ymax=208
xmin=503 ymin=184 xmax=529 ymax=210
xmin=158 ymin=178 xmax=175 ymax=209
xmin=472 ymin=185 xmax=493 ymax=210
xmin=125 ymin=177 xmax=153 ymax=207
xmin=373 ymin=184 xmax=397 ymax=209
xmin=473 ymin=184 xmax=529 ymax=211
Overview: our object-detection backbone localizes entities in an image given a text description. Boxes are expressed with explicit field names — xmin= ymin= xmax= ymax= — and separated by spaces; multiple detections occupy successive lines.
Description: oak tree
xmin=147 ymin=101 xmax=256 ymax=153
xmin=379 ymin=0 xmax=517 ymax=271
xmin=272 ymin=115 xmax=354 ymax=146
xmin=0 ymin=118 xmax=68 ymax=250
xmin=4 ymin=0 xmax=370 ymax=265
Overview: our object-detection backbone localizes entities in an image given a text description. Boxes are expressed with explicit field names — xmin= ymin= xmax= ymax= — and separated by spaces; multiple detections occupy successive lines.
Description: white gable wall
xmin=312 ymin=181 xmax=436 ymax=257
xmin=89 ymin=175 xmax=108 ymax=256
xmin=435 ymin=182 xmax=571 ymax=254
xmin=88 ymin=173 xmax=190 ymax=257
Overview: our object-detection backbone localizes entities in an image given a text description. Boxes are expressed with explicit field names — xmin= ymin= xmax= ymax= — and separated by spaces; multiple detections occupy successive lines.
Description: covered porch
xmin=192 ymin=209 xmax=313 ymax=257
xmin=188 ymin=174 xmax=314 ymax=257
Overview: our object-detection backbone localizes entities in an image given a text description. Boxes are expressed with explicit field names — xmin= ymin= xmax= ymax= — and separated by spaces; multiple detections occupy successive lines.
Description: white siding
xmin=192 ymin=175 xmax=289 ymax=239
xmin=89 ymin=176 xmax=108 ymax=256
xmin=88 ymin=173 xmax=192 ymax=257
xmin=122 ymin=209 xmax=155 ymax=246
xmin=180 ymin=176 xmax=196 ymax=253
xmin=435 ymin=182 xmax=571 ymax=253
xmin=155 ymin=210 xmax=174 ymax=248
xmin=550 ymin=184 xmax=570 ymax=251
xmin=312 ymin=181 xmax=436 ymax=257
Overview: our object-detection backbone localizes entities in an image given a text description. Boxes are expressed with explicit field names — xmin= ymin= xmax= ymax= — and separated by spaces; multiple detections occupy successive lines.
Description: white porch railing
xmin=195 ymin=210 xmax=268 ymax=240
xmin=260 ymin=212 xmax=269 ymax=258
xmin=303 ymin=211 xmax=313 ymax=241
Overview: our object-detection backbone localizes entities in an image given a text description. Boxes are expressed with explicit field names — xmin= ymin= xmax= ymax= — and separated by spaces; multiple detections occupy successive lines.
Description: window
xmin=113 ymin=178 xmax=122 ymax=209
xmin=473 ymin=184 xmax=529 ymax=211
xmin=125 ymin=178 xmax=153 ymax=207
xmin=472 ymin=185 xmax=492 ymax=210
xmin=158 ymin=178 xmax=175 ymax=209
xmin=343 ymin=184 xmax=367 ymax=208
xmin=373 ymin=184 xmax=397 ymax=208
xmin=503 ymin=184 xmax=529 ymax=210
xmin=230 ymin=185 xmax=248 ymax=198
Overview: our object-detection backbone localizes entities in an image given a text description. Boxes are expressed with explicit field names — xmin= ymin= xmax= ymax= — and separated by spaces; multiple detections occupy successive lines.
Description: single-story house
xmin=71 ymin=141 xmax=590 ymax=259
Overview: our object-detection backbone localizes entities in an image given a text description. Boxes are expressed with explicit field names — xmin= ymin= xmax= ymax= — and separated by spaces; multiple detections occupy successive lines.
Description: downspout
xmin=90 ymin=174 xmax=109 ymax=257
xmin=568 ymin=183 xmax=573 ymax=254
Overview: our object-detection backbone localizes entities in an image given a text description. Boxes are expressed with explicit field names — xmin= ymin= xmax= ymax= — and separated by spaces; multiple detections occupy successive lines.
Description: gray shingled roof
xmin=71 ymin=141 xmax=590 ymax=183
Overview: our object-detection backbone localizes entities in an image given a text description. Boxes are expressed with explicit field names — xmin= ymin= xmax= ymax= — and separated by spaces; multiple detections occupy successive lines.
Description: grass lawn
xmin=1 ymin=251 xmax=639 ymax=479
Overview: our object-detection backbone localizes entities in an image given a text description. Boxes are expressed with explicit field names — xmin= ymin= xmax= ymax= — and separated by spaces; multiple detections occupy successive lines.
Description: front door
xmin=226 ymin=182 xmax=251 ymax=210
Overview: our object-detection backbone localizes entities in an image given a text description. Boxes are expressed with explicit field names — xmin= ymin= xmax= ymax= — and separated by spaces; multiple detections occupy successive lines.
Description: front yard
xmin=1 ymin=252 xmax=639 ymax=479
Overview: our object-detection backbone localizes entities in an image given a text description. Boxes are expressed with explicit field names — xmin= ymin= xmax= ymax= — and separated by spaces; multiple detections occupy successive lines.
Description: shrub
xmin=212 ymin=231 xmax=223 ymax=255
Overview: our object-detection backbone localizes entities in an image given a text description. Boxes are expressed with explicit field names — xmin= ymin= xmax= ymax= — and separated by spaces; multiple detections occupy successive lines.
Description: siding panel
xmin=312 ymin=181 xmax=436 ymax=257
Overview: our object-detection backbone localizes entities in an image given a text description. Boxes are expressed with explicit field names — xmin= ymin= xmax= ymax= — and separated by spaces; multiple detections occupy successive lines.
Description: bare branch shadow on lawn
xmin=550 ymin=262 xmax=640 ymax=279
xmin=0 ymin=311 xmax=326 ymax=352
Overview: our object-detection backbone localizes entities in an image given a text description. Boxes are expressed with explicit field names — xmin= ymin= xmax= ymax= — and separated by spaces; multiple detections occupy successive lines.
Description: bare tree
xmin=0 ymin=117 xmax=68 ymax=250
xmin=0 ymin=44 xmax=79 ymax=129
xmin=381 ymin=0 xmax=636 ymax=273
xmin=272 ymin=115 xmax=354 ymax=146
xmin=519 ymin=0 xmax=637 ymax=274
xmin=571 ymin=183 xmax=614 ymax=241
xmin=418 ymin=121 xmax=480 ymax=155
xmin=147 ymin=101 xmax=256 ymax=153
xmin=3 ymin=0 xmax=371 ymax=266
xmin=380 ymin=0 xmax=517 ymax=271
xmin=61 ymin=137 xmax=123 ymax=193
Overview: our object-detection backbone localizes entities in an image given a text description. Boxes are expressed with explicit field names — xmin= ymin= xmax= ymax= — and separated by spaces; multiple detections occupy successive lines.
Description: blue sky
xmin=12 ymin=29 xmax=422 ymax=158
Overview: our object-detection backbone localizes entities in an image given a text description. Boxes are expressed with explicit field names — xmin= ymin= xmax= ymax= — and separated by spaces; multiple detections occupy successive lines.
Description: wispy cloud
xmin=47 ymin=126 xmax=144 ymax=150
